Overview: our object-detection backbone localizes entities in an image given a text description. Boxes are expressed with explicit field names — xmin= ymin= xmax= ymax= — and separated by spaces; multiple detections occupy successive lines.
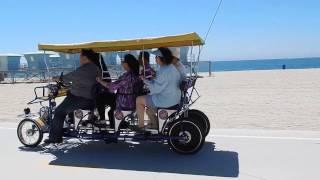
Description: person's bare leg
xmin=136 ymin=96 xmax=146 ymax=128
xmin=146 ymin=107 xmax=158 ymax=129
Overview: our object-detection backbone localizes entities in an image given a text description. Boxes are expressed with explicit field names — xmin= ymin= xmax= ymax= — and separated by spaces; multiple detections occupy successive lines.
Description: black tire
xmin=17 ymin=119 xmax=43 ymax=148
xmin=187 ymin=113 xmax=206 ymax=137
xmin=188 ymin=109 xmax=210 ymax=137
xmin=168 ymin=120 xmax=204 ymax=154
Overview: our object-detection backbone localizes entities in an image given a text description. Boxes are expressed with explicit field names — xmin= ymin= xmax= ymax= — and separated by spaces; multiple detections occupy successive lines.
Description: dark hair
xmin=158 ymin=47 xmax=173 ymax=65
xmin=81 ymin=49 xmax=98 ymax=62
xmin=82 ymin=50 xmax=111 ymax=82
xmin=124 ymin=54 xmax=139 ymax=75
xmin=138 ymin=51 xmax=150 ymax=65
xmin=80 ymin=49 xmax=107 ymax=71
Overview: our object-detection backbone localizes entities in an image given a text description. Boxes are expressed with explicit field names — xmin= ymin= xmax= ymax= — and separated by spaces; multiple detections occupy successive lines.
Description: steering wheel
xmin=55 ymin=72 xmax=67 ymax=88
xmin=48 ymin=72 xmax=69 ymax=98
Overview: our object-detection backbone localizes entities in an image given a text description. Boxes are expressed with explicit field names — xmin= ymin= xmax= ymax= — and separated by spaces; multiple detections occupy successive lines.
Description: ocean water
xmin=197 ymin=57 xmax=320 ymax=72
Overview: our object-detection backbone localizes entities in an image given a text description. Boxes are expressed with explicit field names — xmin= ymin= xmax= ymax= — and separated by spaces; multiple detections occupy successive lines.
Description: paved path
xmin=1 ymin=123 xmax=319 ymax=180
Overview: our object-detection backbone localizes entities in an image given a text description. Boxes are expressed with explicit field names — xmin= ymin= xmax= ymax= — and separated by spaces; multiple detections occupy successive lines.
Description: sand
xmin=0 ymin=69 xmax=320 ymax=130
xmin=194 ymin=69 xmax=320 ymax=130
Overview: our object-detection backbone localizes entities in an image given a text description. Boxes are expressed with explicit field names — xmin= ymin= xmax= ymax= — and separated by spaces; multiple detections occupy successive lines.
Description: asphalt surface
xmin=1 ymin=122 xmax=320 ymax=180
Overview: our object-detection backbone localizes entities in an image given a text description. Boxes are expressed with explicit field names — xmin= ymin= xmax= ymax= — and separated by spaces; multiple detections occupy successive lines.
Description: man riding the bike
xmin=44 ymin=49 xmax=100 ymax=144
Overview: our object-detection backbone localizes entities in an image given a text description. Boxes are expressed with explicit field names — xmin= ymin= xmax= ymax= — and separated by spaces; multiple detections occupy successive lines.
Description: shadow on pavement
xmin=19 ymin=140 xmax=239 ymax=177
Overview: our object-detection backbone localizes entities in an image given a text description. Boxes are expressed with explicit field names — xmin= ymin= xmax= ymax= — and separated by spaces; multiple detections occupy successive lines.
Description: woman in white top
xmin=134 ymin=47 xmax=181 ymax=131
xmin=169 ymin=47 xmax=187 ymax=79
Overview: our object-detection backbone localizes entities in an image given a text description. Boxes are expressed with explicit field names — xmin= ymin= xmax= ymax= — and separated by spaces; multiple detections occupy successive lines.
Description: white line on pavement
xmin=0 ymin=127 xmax=16 ymax=130
xmin=1 ymin=126 xmax=320 ymax=141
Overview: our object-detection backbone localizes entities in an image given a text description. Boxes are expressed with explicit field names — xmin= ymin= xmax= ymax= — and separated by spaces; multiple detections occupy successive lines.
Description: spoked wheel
xmin=168 ymin=120 xmax=204 ymax=154
xmin=17 ymin=119 xmax=43 ymax=147
xmin=188 ymin=109 xmax=210 ymax=137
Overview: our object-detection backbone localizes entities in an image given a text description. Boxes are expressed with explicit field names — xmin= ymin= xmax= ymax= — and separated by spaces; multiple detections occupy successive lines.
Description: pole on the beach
xmin=209 ymin=61 xmax=212 ymax=77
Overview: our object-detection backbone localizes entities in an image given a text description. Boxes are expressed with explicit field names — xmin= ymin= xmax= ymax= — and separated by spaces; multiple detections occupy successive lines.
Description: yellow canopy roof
xmin=38 ymin=32 xmax=204 ymax=53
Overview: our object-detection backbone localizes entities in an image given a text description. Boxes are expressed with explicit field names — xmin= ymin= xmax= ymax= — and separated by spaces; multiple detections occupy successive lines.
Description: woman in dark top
xmin=93 ymin=55 xmax=116 ymax=128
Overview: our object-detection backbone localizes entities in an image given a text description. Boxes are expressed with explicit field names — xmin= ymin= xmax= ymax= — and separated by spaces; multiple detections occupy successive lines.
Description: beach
xmin=195 ymin=68 xmax=320 ymax=130
xmin=1 ymin=68 xmax=320 ymax=131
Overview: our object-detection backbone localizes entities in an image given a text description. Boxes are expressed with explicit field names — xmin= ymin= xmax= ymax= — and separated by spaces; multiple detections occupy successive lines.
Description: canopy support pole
xmin=99 ymin=54 xmax=104 ymax=79
xmin=190 ymin=42 xmax=194 ymax=76
xmin=142 ymin=46 xmax=146 ymax=77
xmin=43 ymin=50 xmax=50 ymax=83
xmin=100 ymin=53 xmax=112 ymax=81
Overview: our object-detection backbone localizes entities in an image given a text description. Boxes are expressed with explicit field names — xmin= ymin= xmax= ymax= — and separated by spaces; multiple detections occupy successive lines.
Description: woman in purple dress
xmin=97 ymin=54 xmax=143 ymax=112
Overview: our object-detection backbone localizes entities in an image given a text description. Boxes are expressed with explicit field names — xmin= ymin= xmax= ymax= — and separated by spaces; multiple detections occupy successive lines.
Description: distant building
xmin=58 ymin=53 xmax=80 ymax=69
xmin=102 ymin=52 xmax=118 ymax=65
xmin=24 ymin=52 xmax=55 ymax=70
xmin=49 ymin=54 xmax=61 ymax=68
xmin=128 ymin=51 xmax=139 ymax=59
xmin=117 ymin=51 xmax=139 ymax=63
xmin=0 ymin=54 xmax=22 ymax=72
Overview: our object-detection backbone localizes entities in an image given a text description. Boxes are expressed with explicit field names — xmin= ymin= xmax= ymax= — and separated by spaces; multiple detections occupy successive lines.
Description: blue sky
xmin=0 ymin=0 xmax=319 ymax=61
